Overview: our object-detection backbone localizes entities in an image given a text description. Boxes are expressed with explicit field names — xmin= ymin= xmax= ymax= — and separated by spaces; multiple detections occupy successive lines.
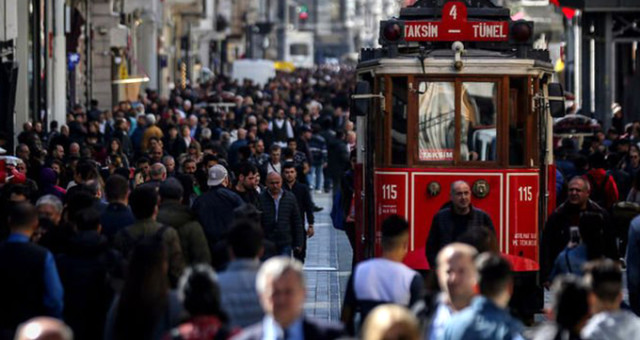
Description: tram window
xmin=509 ymin=78 xmax=529 ymax=166
xmin=418 ymin=82 xmax=455 ymax=161
xmin=391 ymin=77 xmax=408 ymax=164
xmin=460 ymin=82 xmax=498 ymax=162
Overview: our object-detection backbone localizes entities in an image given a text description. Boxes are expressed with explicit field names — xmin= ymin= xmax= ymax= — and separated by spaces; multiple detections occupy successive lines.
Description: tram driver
xmin=425 ymin=180 xmax=496 ymax=268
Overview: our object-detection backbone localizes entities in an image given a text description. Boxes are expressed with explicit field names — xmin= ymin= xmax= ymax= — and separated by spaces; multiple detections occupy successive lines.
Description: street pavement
xmin=303 ymin=191 xmax=352 ymax=322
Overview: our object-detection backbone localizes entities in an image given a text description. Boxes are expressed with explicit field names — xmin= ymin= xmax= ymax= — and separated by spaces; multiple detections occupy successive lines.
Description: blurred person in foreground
xmin=443 ymin=253 xmax=524 ymax=340
xmin=626 ymin=210 xmax=640 ymax=315
xmin=0 ymin=203 xmax=63 ymax=340
xmin=361 ymin=304 xmax=421 ymax=340
xmin=166 ymin=265 xmax=238 ymax=340
xmin=581 ymin=259 xmax=640 ymax=339
xmin=218 ymin=220 xmax=265 ymax=328
xmin=105 ymin=237 xmax=183 ymax=340
xmin=55 ymin=208 xmax=119 ymax=340
xmin=232 ymin=257 xmax=345 ymax=340
xmin=113 ymin=186 xmax=185 ymax=287
xmin=341 ymin=215 xmax=424 ymax=335
xmin=14 ymin=317 xmax=73 ymax=340
xmin=420 ymin=243 xmax=478 ymax=340
xmin=527 ymin=275 xmax=590 ymax=340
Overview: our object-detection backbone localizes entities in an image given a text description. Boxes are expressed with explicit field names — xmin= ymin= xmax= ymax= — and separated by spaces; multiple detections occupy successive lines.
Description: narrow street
xmin=303 ymin=192 xmax=352 ymax=321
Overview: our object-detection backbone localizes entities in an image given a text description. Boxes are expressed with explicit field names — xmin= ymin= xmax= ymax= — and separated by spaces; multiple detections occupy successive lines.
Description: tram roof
xmin=356 ymin=48 xmax=554 ymax=76
xmin=367 ymin=0 xmax=552 ymax=70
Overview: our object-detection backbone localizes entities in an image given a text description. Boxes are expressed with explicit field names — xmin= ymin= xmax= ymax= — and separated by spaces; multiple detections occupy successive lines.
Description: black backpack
xmin=586 ymin=173 xmax=610 ymax=209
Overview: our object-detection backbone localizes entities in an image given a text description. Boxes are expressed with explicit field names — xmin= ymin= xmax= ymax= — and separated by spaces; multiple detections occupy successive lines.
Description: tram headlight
xmin=382 ymin=22 xmax=403 ymax=43
xmin=510 ymin=21 xmax=534 ymax=44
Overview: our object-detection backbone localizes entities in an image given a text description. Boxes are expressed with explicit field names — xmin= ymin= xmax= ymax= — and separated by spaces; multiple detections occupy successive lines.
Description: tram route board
xmin=403 ymin=1 xmax=510 ymax=42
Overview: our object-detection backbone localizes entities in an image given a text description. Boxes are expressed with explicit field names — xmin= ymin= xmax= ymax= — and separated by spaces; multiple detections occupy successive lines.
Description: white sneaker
xmin=315 ymin=190 xmax=323 ymax=194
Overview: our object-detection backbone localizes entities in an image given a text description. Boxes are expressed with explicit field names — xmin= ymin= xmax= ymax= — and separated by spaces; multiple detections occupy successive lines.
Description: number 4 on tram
xmin=350 ymin=0 xmax=566 ymax=320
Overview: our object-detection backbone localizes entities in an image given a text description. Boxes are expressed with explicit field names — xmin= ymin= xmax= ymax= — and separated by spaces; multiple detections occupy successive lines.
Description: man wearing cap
xmin=612 ymin=103 xmax=624 ymax=137
xmin=192 ymin=164 xmax=245 ymax=270
xmin=141 ymin=113 xmax=163 ymax=152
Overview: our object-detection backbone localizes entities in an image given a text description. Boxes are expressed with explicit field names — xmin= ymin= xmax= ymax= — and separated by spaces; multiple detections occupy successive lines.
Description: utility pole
xmin=52 ymin=0 xmax=66 ymax=124
xmin=277 ymin=0 xmax=288 ymax=60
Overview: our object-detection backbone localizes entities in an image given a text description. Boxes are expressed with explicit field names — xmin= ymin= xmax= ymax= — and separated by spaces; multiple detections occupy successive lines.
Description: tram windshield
xmin=418 ymin=82 xmax=455 ymax=161
xmin=418 ymin=81 xmax=498 ymax=162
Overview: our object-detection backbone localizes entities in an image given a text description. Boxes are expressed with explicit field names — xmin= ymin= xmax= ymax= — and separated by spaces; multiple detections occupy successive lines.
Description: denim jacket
xmin=443 ymin=296 xmax=524 ymax=340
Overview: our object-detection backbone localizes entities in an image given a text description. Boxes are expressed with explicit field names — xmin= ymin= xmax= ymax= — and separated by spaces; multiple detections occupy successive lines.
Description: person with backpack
xmin=583 ymin=152 xmax=619 ymax=210
xmin=113 ymin=186 xmax=185 ymax=288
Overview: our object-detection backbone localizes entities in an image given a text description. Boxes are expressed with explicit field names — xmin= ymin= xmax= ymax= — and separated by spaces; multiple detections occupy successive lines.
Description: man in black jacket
xmin=425 ymin=180 xmax=495 ymax=268
xmin=56 ymin=208 xmax=118 ymax=340
xmin=282 ymin=163 xmax=314 ymax=262
xmin=192 ymin=164 xmax=244 ymax=269
xmin=259 ymin=172 xmax=304 ymax=257
xmin=100 ymin=174 xmax=135 ymax=241
xmin=540 ymin=176 xmax=615 ymax=284
xmin=233 ymin=162 xmax=261 ymax=207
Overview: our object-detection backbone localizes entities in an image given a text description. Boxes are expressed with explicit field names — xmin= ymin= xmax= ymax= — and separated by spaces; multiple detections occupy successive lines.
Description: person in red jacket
xmin=583 ymin=152 xmax=619 ymax=210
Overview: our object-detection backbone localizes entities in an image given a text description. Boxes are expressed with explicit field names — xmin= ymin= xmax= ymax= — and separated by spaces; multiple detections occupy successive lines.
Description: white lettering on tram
xmin=405 ymin=23 xmax=439 ymax=39
xmin=472 ymin=23 xmax=507 ymax=39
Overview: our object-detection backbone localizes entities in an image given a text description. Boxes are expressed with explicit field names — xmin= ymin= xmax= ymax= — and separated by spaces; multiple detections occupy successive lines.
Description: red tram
xmin=350 ymin=0 xmax=565 ymax=317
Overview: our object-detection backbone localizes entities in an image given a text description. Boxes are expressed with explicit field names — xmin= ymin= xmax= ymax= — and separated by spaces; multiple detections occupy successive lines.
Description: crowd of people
xmin=0 ymin=66 xmax=357 ymax=340
xmin=3 ymin=62 xmax=640 ymax=340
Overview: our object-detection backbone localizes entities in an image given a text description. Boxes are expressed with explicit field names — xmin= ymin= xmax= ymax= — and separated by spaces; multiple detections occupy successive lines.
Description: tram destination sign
xmin=402 ymin=1 xmax=509 ymax=42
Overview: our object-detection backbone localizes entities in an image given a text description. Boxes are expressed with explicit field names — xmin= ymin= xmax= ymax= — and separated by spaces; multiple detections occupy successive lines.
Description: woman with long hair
xmin=187 ymin=142 xmax=202 ymax=163
xmin=105 ymin=237 xmax=183 ymax=340
xmin=166 ymin=265 xmax=237 ymax=339
xmin=108 ymin=138 xmax=130 ymax=169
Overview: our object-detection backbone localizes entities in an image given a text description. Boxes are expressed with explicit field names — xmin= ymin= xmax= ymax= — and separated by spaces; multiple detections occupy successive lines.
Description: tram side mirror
xmin=351 ymin=81 xmax=371 ymax=117
xmin=548 ymin=83 xmax=565 ymax=118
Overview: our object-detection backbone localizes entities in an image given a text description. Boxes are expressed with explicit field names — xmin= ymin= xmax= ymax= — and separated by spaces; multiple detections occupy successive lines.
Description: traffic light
xmin=298 ymin=5 xmax=309 ymax=21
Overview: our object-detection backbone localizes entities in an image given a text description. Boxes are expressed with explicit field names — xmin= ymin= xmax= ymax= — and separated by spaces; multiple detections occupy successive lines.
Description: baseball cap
xmin=612 ymin=103 xmax=622 ymax=114
xmin=207 ymin=165 xmax=228 ymax=187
